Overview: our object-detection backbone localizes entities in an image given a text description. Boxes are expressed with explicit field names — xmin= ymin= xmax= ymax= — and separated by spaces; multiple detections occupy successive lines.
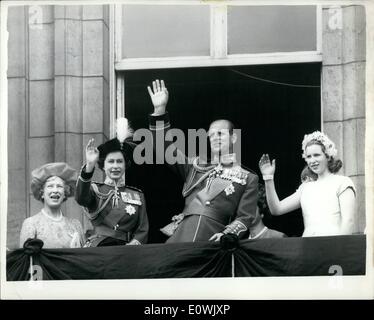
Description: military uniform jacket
xmin=75 ymin=166 xmax=149 ymax=245
xmin=149 ymin=112 xmax=259 ymax=243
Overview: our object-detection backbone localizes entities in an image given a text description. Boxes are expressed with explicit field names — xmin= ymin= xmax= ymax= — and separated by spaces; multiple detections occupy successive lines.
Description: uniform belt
xmin=94 ymin=225 xmax=131 ymax=242
xmin=183 ymin=206 xmax=229 ymax=226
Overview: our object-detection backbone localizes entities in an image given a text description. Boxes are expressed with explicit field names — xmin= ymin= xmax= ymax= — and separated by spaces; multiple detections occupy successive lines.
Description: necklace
xmin=41 ymin=208 xmax=63 ymax=222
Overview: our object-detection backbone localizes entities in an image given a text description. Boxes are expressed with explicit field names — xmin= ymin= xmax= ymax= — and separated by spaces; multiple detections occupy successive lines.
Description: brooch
xmin=125 ymin=205 xmax=136 ymax=215
xmin=224 ymin=184 xmax=235 ymax=196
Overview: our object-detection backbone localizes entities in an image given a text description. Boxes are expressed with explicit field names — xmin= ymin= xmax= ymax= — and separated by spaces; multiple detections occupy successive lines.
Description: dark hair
xmin=257 ymin=183 xmax=270 ymax=217
xmin=305 ymin=140 xmax=343 ymax=174
xmin=98 ymin=151 xmax=131 ymax=171
xmin=300 ymin=165 xmax=318 ymax=183
xmin=253 ymin=183 xmax=274 ymax=228
xmin=327 ymin=158 xmax=343 ymax=173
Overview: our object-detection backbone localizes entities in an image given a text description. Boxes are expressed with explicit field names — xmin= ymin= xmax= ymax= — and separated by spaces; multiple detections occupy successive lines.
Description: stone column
xmin=322 ymin=5 xmax=366 ymax=232
xmin=7 ymin=6 xmax=28 ymax=249
xmin=7 ymin=4 xmax=110 ymax=249
xmin=53 ymin=4 xmax=110 ymax=230
xmin=27 ymin=5 xmax=56 ymax=220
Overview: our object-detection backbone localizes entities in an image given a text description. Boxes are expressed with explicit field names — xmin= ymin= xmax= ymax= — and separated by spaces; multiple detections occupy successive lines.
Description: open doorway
xmin=124 ymin=62 xmax=321 ymax=243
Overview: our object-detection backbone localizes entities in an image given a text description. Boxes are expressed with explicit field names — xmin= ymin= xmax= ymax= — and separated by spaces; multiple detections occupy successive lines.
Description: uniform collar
xmin=104 ymin=176 xmax=126 ymax=188
xmin=211 ymin=153 xmax=237 ymax=166
xmin=192 ymin=153 xmax=237 ymax=173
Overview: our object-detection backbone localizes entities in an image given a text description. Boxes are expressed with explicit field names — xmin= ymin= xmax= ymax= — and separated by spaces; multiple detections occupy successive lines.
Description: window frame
xmin=111 ymin=3 xmax=322 ymax=130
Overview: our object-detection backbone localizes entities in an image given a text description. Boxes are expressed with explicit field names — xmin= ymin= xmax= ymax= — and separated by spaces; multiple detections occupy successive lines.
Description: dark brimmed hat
xmin=97 ymin=117 xmax=137 ymax=170
xmin=97 ymin=137 xmax=137 ymax=170
xmin=31 ymin=162 xmax=77 ymax=201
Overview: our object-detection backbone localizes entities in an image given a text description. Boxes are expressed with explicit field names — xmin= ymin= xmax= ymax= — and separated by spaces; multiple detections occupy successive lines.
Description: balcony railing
xmin=7 ymin=234 xmax=366 ymax=280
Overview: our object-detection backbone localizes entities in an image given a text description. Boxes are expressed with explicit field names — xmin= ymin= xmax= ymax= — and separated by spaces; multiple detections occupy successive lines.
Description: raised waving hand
xmin=85 ymin=138 xmax=99 ymax=173
xmin=259 ymin=154 xmax=276 ymax=176
xmin=147 ymin=79 xmax=169 ymax=116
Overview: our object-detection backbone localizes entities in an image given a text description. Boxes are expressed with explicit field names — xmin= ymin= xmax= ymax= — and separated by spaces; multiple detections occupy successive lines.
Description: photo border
xmin=1 ymin=0 xmax=373 ymax=300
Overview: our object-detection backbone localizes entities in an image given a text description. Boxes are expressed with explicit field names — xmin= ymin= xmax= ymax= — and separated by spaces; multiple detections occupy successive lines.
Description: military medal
xmin=224 ymin=183 xmax=235 ymax=196
xmin=112 ymin=186 xmax=120 ymax=208
xmin=221 ymin=168 xmax=248 ymax=185
xmin=125 ymin=205 xmax=136 ymax=215
xmin=206 ymin=163 xmax=223 ymax=190
xmin=121 ymin=192 xmax=142 ymax=205
xmin=121 ymin=192 xmax=130 ymax=203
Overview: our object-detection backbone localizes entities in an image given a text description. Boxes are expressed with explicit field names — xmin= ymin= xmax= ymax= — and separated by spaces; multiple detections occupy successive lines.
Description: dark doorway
xmin=124 ymin=63 xmax=321 ymax=243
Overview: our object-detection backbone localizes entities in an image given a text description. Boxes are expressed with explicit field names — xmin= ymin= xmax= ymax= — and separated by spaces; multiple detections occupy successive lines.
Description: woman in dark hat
xmin=75 ymin=118 xmax=149 ymax=247
xmin=19 ymin=162 xmax=84 ymax=248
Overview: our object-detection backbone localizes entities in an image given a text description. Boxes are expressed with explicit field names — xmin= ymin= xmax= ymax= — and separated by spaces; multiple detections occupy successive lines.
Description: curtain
xmin=7 ymin=235 xmax=366 ymax=281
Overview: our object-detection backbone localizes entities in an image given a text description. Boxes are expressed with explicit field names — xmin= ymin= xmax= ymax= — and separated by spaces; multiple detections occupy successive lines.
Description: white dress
xmin=19 ymin=210 xmax=84 ymax=248
xmin=298 ymin=175 xmax=356 ymax=237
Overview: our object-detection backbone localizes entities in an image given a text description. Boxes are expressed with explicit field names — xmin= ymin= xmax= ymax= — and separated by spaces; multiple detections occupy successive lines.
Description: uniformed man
xmin=147 ymin=79 xmax=258 ymax=243
xmin=75 ymin=118 xmax=149 ymax=247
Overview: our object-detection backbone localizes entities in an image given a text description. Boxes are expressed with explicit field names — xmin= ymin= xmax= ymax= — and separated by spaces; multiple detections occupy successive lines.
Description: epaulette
xmin=126 ymin=185 xmax=144 ymax=193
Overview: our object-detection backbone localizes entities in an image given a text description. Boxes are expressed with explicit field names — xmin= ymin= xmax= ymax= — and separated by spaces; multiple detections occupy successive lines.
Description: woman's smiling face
xmin=42 ymin=176 xmax=65 ymax=208
xmin=104 ymin=151 xmax=126 ymax=181
xmin=305 ymin=144 xmax=329 ymax=176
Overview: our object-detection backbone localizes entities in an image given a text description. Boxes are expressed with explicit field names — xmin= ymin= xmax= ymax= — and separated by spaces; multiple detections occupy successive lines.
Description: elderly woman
xmin=19 ymin=162 xmax=84 ymax=248
xmin=75 ymin=118 xmax=149 ymax=247
xmin=259 ymin=131 xmax=356 ymax=237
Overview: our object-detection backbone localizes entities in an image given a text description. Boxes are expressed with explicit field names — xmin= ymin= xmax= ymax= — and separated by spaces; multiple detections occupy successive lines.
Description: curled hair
xmin=257 ymin=183 xmax=270 ymax=217
xmin=300 ymin=165 xmax=318 ymax=183
xmin=327 ymin=158 xmax=343 ymax=174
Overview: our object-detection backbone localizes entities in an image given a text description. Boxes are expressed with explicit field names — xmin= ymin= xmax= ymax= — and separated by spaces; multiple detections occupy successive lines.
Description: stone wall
xmin=322 ymin=5 xmax=366 ymax=233
xmin=7 ymin=5 xmax=110 ymax=249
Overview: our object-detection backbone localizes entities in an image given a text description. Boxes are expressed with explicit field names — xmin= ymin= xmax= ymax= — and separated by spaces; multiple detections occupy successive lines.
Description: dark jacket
xmin=75 ymin=166 xmax=149 ymax=246
xmin=149 ymin=112 xmax=258 ymax=243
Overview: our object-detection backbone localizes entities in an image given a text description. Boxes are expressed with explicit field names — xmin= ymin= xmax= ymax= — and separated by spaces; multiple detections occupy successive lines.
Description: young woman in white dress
xmin=259 ymin=131 xmax=356 ymax=237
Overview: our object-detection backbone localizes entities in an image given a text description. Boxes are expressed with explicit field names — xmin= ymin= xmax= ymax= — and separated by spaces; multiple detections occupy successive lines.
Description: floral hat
xmin=301 ymin=131 xmax=338 ymax=159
